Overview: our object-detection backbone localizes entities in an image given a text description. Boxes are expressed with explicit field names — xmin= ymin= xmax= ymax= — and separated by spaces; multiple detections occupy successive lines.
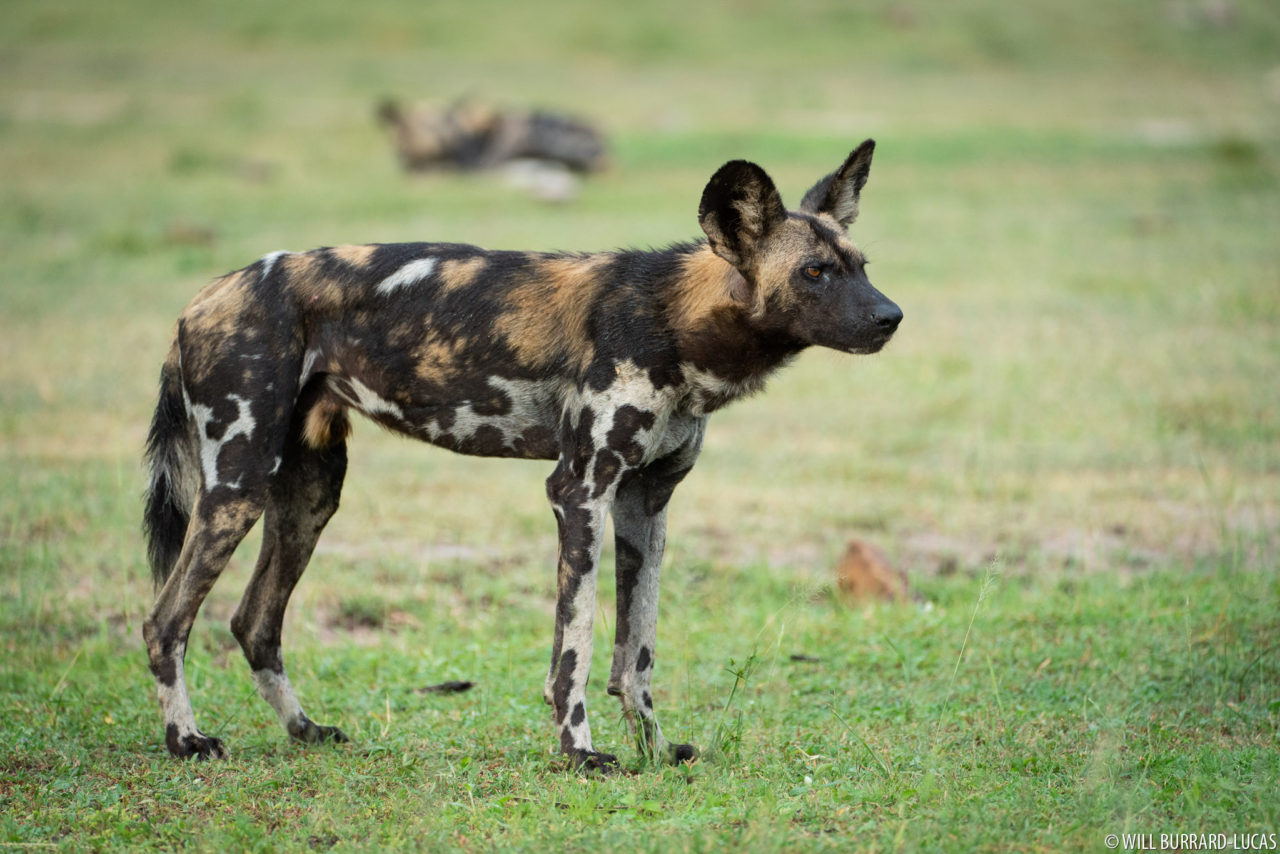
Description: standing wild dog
xmin=142 ymin=141 xmax=901 ymax=770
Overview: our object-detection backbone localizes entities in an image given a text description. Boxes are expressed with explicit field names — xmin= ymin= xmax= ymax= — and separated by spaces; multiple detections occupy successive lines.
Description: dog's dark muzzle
xmin=848 ymin=299 xmax=902 ymax=354
xmin=872 ymin=301 xmax=903 ymax=336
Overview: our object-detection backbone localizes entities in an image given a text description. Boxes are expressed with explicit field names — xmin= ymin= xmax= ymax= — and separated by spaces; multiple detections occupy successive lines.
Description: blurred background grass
xmin=3 ymin=0 xmax=1276 ymax=581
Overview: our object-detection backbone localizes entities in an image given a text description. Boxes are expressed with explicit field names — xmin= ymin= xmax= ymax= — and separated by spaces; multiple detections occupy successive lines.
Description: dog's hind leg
xmin=143 ymin=316 xmax=303 ymax=758
xmin=607 ymin=427 xmax=704 ymax=765
xmin=231 ymin=405 xmax=348 ymax=746
xmin=143 ymin=489 xmax=268 ymax=758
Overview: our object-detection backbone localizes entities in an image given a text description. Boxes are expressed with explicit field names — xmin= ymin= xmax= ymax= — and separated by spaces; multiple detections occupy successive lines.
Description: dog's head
xmin=697 ymin=141 xmax=901 ymax=354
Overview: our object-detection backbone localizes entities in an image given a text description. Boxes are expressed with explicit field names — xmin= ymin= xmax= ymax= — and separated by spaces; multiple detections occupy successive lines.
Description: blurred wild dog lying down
xmin=142 ymin=141 xmax=902 ymax=770
xmin=377 ymin=98 xmax=608 ymax=174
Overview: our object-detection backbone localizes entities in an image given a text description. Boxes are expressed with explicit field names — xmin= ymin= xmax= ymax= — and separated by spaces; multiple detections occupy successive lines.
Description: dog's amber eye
xmin=803 ymin=266 xmax=822 ymax=280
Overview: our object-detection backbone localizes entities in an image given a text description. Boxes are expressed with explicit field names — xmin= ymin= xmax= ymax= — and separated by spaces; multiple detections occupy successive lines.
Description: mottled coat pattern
xmin=142 ymin=141 xmax=902 ymax=770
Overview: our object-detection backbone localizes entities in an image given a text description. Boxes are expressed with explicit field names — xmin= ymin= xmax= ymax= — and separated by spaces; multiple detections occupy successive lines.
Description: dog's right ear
xmin=698 ymin=160 xmax=787 ymax=271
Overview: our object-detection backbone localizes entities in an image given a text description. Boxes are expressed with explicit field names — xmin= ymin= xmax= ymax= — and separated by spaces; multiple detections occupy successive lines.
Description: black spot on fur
xmin=642 ymin=691 xmax=652 ymax=710
xmin=202 ymin=417 xmax=227 ymax=443
xmin=583 ymin=359 xmax=619 ymax=393
xmin=548 ymin=460 xmax=595 ymax=640
xmin=552 ymin=649 xmax=577 ymax=724
xmin=164 ymin=723 xmax=182 ymax=756
xmin=429 ymin=405 xmax=458 ymax=433
xmin=149 ymin=652 xmax=178 ymax=688
xmin=471 ymin=387 xmax=513 ymax=417
xmin=619 ymin=450 xmax=697 ymax=517
xmin=571 ymin=701 xmax=585 ymax=727
xmin=568 ymin=408 xmax=595 ymax=478
xmin=636 ymin=646 xmax=652 ymax=673
xmin=237 ymin=641 xmax=284 ymax=675
xmin=470 ymin=424 xmax=507 ymax=455
xmin=613 ymin=537 xmax=643 ymax=648
xmin=591 ymin=448 xmax=621 ymax=499
xmin=514 ymin=425 xmax=556 ymax=458
xmin=548 ymin=462 xmax=596 ymax=571
xmin=607 ymin=405 xmax=656 ymax=466
xmin=642 ymin=464 xmax=692 ymax=516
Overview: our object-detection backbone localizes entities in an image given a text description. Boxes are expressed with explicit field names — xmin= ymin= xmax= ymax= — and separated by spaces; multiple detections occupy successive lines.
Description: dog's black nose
xmin=873 ymin=302 xmax=903 ymax=332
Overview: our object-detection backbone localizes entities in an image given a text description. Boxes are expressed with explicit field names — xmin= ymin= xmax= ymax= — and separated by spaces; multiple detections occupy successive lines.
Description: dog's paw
xmin=288 ymin=717 xmax=350 ymax=745
xmin=166 ymin=726 xmax=227 ymax=760
xmin=667 ymin=742 xmax=698 ymax=765
xmin=565 ymin=748 xmax=620 ymax=774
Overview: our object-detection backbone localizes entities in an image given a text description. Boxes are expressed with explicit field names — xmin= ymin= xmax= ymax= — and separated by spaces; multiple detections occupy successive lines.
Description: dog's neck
xmin=663 ymin=243 xmax=806 ymax=389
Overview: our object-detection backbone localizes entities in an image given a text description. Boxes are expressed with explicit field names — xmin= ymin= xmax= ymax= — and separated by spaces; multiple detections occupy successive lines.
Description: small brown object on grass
xmin=835 ymin=538 xmax=914 ymax=603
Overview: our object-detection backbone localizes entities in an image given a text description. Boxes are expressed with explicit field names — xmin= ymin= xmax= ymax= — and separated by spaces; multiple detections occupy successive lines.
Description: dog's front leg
xmin=608 ymin=428 xmax=703 ymax=765
xmin=543 ymin=457 xmax=615 ymax=772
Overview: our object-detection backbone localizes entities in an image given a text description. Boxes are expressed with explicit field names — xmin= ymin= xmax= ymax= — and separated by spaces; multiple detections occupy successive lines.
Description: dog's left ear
xmin=698 ymin=160 xmax=787 ymax=271
xmin=800 ymin=139 xmax=875 ymax=227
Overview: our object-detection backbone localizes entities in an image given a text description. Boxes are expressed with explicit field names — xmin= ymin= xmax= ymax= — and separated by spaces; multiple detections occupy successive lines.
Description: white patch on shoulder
xmin=376 ymin=256 xmax=438 ymax=295
xmin=193 ymin=393 xmax=257 ymax=490
xmin=260 ymin=251 xmax=291 ymax=281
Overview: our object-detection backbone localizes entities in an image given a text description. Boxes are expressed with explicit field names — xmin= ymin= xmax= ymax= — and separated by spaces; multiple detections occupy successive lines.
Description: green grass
xmin=2 ymin=0 xmax=1279 ymax=850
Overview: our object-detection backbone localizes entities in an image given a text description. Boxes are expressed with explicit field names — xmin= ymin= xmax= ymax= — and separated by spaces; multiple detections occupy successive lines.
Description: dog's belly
xmin=322 ymin=372 xmax=565 ymax=461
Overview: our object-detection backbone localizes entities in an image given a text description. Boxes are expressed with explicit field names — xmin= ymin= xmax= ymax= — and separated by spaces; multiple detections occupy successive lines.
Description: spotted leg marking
xmin=230 ymin=428 xmax=349 ymax=746
xmin=608 ymin=421 xmax=704 ymax=764
xmin=542 ymin=401 xmax=636 ymax=772
xmin=544 ymin=468 xmax=615 ymax=771
xmin=143 ymin=492 xmax=266 ymax=758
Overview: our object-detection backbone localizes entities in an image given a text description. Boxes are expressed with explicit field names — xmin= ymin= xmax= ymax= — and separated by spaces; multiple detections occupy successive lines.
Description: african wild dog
xmin=142 ymin=141 xmax=901 ymax=770
xmin=377 ymin=98 xmax=608 ymax=174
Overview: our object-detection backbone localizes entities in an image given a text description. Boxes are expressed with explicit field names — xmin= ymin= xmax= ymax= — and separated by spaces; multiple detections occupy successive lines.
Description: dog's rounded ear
xmin=800 ymin=139 xmax=875 ymax=227
xmin=698 ymin=160 xmax=787 ymax=270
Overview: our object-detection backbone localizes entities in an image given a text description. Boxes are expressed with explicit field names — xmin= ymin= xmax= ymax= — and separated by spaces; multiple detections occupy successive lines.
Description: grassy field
xmin=2 ymin=0 xmax=1279 ymax=850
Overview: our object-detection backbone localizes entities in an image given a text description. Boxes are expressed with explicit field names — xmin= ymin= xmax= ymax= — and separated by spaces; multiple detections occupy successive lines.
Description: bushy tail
xmin=143 ymin=355 xmax=195 ymax=592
